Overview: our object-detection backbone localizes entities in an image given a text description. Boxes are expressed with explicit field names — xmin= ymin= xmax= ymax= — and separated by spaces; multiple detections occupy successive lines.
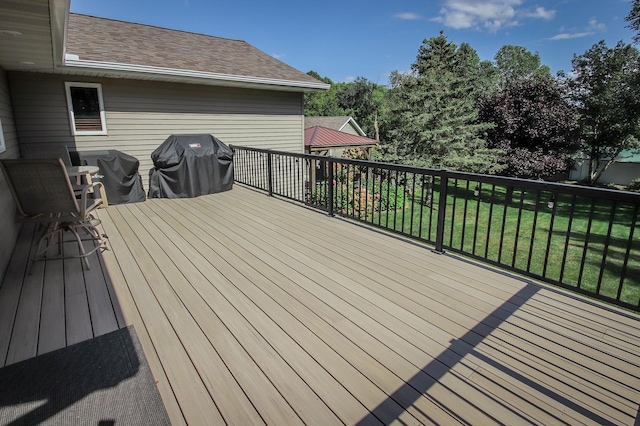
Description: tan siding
xmin=9 ymin=72 xmax=305 ymax=181
xmin=341 ymin=122 xmax=361 ymax=136
xmin=0 ymin=68 xmax=21 ymax=281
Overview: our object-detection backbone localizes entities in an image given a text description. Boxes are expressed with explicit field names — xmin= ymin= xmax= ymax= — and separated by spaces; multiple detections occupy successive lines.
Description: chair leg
xmin=68 ymin=226 xmax=91 ymax=270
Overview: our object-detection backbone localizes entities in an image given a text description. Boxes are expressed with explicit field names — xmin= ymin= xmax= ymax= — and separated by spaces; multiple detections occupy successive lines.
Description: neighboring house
xmin=304 ymin=116 xmax=377 ymax=158
xmin=304 ymin=117 xmax=378 ymax=190
xmin=0 ymin=0 xmax=328 ymax=279
xmin=569 ymin=150 xmax=640 ymax=186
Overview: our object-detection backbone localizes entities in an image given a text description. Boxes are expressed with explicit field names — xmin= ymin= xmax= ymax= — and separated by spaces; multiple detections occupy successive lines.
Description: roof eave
xmin=50 ymin=0 xmax=71 ymax=68
xmin=62 ymin=58 xmax=331 ymax=92
xmin=340 ymin=117 xmax=367 ymax=137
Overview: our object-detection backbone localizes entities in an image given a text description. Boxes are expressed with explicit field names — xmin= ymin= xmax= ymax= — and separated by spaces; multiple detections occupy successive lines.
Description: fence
xmin=232 ymin=145 xmax=640 ymax=312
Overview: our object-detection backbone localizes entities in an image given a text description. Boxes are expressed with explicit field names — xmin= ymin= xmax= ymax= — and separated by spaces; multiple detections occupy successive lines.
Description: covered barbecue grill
xmin=76 ymin=150 xmax=146 ymax=205
xmin=148 ymin=134 xmax=234 ymax=198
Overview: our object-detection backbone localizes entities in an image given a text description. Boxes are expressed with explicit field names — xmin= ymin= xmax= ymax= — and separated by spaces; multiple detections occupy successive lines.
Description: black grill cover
xmin=77 ymin=150 xmax=146 ymax=205
xmin=148 ymin=134 xmax=234 ymax=198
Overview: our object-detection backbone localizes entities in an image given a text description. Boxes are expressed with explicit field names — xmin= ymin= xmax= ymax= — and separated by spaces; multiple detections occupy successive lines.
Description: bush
xmin=309 ymin=175 xmax=406 ymax=217
xmin=626 ymin=178 xmax=640 ymax=192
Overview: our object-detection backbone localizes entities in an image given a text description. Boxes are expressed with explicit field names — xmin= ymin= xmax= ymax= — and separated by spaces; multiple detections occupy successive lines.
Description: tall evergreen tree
xmin=386 ymin=32 xmax=502 ymax=173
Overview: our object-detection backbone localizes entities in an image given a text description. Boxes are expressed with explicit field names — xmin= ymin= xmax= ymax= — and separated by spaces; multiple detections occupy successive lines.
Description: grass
xmin=357 ymin=178 xmax=640 ymax=307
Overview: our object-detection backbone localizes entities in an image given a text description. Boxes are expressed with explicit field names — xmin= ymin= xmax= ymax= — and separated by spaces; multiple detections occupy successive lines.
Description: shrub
xmin=627 ymin=178 xmax=640 ymax=192
xmin=309 ymin=175 xmax=406 ymax=217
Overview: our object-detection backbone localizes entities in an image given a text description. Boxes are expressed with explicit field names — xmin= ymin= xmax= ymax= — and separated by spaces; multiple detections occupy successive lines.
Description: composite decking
xmin=2 ymin=184 xmax=640 ymax=425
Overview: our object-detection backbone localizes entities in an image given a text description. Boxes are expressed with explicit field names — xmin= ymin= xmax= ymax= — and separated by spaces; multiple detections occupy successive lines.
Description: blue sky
xmin=70 ymin=0 xmax=636 ymax=85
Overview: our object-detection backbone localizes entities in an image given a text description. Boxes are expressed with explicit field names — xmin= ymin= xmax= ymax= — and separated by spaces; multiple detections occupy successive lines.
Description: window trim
xmin=64 ymin=82 xmax=107 ymax=136
xmin=0 ymin=118 xmax=5 ymax=154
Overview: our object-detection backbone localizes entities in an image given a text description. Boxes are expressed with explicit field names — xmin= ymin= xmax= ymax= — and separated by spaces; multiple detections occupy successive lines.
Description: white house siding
xmin=9 ymin=72 xmax=306 ymax=182
xmin=570 ymin=159 xmax=640 ymax=186
xmin=0 ymin=68 xmax=22 ymax=280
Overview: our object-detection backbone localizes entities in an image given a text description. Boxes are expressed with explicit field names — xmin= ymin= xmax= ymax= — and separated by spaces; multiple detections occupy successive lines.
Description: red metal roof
xmin=304 ymin=126 xmax=378 ymax=148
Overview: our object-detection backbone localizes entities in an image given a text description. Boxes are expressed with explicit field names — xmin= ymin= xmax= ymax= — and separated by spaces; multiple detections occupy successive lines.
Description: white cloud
xmin=549 ymin=32 xmax=593 ymax=40
xmin=587 ymin=18 xmax=606 ymax=32
xmin=525 ymin=7 xmax=555 ymax=20
xmin=549 ymin=17 xmax=605 ymax=41
xmin=272 ymin=53 xmax=285 ymax=60
xmin=394 ymin=12 xmax=422 ymax=20
xmin=435 ymin=0 xmax=555 ymax=32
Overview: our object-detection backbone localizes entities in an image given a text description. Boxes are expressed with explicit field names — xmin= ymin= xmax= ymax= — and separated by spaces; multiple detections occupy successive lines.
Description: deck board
xmin=2 ymin=184 xmax=640 ymax=425
xmin=201 ymin=191 xmax=635 ymax=422
xmin=37 ymin=258 xmax=66 ymax=355
xmin=103 ymin=206 xmax=226 ymax=426
xmin=5 ymin=246 xmax=43 ymax=365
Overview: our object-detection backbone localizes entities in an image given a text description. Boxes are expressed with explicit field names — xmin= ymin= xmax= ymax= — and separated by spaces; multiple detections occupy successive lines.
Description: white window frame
xmin=64 ymin=82 xmax=107 ymax=136
xmin=0 ymin=118 xmax=5 ymax=153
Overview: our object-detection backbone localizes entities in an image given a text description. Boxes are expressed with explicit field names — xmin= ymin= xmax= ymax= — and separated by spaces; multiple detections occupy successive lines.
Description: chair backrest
xmin=21 ymin=144 xmax=73 ymax=167
xmin=0 ymin=159 xmax=80 ymax=218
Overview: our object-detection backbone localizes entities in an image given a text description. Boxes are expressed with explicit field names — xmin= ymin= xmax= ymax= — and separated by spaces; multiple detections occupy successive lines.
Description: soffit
xmin=0 ymin=0 xmax=67 ymax=71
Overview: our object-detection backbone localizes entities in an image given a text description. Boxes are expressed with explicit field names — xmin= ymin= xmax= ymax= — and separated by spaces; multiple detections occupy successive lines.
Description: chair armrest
xmin=79 ymin=182 xmax=107 ymax=216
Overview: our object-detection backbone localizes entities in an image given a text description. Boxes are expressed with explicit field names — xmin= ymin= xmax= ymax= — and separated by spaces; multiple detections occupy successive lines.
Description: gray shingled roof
xmin=65 ymin=14 xmax=323 ymax=86
xmin=305 ymin=116 xmax=356 ymax=129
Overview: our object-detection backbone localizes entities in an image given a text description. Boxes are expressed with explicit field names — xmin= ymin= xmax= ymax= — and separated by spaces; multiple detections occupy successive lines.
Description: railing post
xmin=267 ymin=150 xmax=273 ymax=197
xmin=433 ymin=170 xmax=448 ymax=254
xmin=327 ymin=159 xmax=334 ymax=216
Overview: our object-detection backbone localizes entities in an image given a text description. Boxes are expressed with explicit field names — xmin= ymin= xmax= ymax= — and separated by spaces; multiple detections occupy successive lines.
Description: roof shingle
xmin=66 ymin=14 xmax=322 ymax=85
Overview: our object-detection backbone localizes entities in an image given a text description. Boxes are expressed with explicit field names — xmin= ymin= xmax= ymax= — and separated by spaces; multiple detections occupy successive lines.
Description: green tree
xmin=626 ymin=0 xmax=640 ymax=44
xmin=495 ymin=45 xmax=551 ymax=82
xmin=454 ymin=42 xmax=499 ymax=98
xmin=478 ymin=77 xmax=579 ymax=179
xmin=568 ymin=41 xmax=640 ymax=184
xmin=303 ymin=73 xmax=389 ymax=142
xmin=336 ymin=77 xmax=388 ymax=141
xmin=386 ymin=32 xmax=502 ymax=173
xmin=303 ymin=72 xmax=346 ymax=117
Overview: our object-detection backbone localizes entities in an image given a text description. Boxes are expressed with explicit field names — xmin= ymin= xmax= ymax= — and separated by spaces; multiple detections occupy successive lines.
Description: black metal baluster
xmin=559 ymin=194 xmax=577 ymax=284
xmin=577 ymin=198 xmax=597 ymax=289
xmin=472 ymin=183 xmax=482 ymax=256
xmin=484 ymin=185 xmax=496 ymax=259
xmin=461 ymin=180 xmax=470 ymax=252
xmin=526 ymin=190 xmax=542 ymax=273
xmin=596 ymin=201 xmax=617 ymax=295
xmin=541 ymin=193 xmax=558 ymax=278
xmin=449 ymin=179 xmax=458 ymax=248
xmin=618 ymin=204 xmax=638 ymax=302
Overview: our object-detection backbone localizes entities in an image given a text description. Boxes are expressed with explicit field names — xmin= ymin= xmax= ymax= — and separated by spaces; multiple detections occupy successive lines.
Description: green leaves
xmin=495 ymin=45 xmax=551 ymax=83
xmin=387 ymin=32 xmax=501 ymax=174
xmin=478 ymin=77 xmax=579 ymax=179
xmin=568 ymin=40 xmax=640 ymax=183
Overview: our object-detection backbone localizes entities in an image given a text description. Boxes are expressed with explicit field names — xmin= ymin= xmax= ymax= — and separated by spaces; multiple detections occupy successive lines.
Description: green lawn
xmin=360 ymin=178 xmax=640 ymax=307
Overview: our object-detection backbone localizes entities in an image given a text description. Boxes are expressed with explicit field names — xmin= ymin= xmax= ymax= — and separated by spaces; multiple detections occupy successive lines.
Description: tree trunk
xmin=423 ymin=175 xmax=434 ymax=206
xmin=588 ymin=144 xmax=623 ymax=184
xmin=374 ymin=113 xmax=380 ymax=142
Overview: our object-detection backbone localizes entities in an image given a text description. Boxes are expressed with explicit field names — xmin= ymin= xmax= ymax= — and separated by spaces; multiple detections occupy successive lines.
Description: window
xmin=65 ymin=82 xmax=107 ymax=135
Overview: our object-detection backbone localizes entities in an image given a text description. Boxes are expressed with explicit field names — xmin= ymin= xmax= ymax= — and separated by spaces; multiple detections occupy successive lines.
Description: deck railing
xmin=231 ymin=145 xmax=640 ymax=311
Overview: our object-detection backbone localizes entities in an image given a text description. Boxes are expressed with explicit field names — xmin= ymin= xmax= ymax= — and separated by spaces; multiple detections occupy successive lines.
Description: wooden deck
xmin=2 ymin=185 xmax=640 ymax=425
